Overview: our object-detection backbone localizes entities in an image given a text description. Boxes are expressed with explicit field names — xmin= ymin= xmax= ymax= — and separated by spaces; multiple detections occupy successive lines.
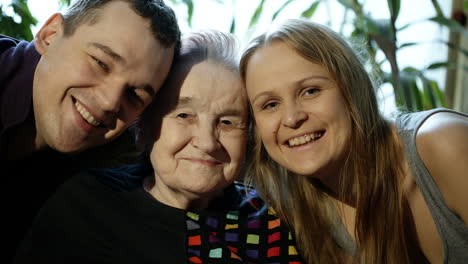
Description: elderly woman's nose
xmin=191 ymin=124 xmax=220 ymax=153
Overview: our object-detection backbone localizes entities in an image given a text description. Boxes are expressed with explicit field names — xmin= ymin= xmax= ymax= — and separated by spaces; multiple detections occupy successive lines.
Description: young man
xmin=0 ymin=0 xmax=180 ymax=260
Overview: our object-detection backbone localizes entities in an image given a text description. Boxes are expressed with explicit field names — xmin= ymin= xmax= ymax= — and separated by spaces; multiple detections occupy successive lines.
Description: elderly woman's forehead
xmin=155 ymin=61 xmax=244 ymax=109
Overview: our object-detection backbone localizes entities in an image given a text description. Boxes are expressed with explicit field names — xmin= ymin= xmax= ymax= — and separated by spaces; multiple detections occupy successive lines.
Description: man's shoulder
xmin=0 ymin=34 xmax=21 ymax=50
xmin=0 ymin=34 xmax=28 ymax=59
xmin=0 ymin=35 xmax=36 ymax=72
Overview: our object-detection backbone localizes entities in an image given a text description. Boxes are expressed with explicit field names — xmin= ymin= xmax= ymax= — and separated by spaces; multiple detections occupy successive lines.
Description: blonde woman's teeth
xmin=75 ymin=101 xmax=101 ymax=126
xmin=288 ymin=132 xmax=323 ymax=147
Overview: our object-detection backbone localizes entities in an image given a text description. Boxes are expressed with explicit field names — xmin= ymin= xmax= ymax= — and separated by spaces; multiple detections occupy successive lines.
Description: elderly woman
xmin=14 ymin=30 xmax=304 ymax=264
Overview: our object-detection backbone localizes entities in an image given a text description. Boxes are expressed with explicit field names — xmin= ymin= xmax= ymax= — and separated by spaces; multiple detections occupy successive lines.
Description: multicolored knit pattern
xmin=186 ymin=198 xmax=304 ymax=264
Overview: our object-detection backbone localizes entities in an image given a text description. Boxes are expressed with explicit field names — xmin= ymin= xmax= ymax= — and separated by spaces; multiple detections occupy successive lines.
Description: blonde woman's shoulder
xmin=415 ymin=110 xmax=468 ymax=223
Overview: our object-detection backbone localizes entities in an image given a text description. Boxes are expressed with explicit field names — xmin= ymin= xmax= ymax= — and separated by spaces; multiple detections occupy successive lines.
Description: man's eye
xmin=93 ymin=57 xmax=109 ymax=72
xmin=126 ymin=89 xmax=144 ymax=106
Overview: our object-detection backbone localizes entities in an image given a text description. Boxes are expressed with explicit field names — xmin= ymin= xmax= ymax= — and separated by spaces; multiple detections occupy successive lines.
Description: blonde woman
xmin=240 ymin=19 xmax=468 ymax=263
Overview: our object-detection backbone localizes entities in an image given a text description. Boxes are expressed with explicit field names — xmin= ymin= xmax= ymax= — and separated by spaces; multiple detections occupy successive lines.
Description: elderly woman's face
xmin=149 ymin=61 xmax=248 ymax=208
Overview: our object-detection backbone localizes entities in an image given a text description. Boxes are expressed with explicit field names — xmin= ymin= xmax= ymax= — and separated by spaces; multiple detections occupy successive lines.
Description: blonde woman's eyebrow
xmin=250 ymin=91 xmax=275 ymax=106
xmin=297 ymin=75 xmax=331 ymax=85
xmin=251 ymin=75 xmax=331 ymax=103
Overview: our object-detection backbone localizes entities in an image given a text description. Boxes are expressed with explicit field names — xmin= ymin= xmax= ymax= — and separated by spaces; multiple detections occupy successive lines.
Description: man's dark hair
xmin=62 ymin=0 xmax=180 ymax=48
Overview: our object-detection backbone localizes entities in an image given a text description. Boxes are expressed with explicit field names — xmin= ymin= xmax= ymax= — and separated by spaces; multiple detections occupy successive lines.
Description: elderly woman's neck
xmin=144 ymin=177 xmax=218 ymax=210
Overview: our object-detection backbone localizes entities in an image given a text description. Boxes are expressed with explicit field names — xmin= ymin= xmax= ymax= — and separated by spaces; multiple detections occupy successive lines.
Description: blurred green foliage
xmin=170 ymin=0 xmax=468 ymax=111
xmin=0 ymin=0 xmax=71 ymax=40
xmin=0 ymin=0 xmax=37 ymax=40
xmin=2 ymin=0 xmax=467 ymax=111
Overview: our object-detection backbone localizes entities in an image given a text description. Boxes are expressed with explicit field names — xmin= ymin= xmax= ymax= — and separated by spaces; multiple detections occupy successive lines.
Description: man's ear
xmin=34 ymin=13 xmax=64 ymax=55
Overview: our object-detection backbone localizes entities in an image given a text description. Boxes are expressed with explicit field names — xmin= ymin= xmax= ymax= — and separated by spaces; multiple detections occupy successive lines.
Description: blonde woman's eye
xmin=304 ymin=88 xmax=319 ymax=96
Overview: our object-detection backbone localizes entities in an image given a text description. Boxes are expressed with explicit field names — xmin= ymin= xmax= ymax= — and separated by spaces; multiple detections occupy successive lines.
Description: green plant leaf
xmin=411 ymin=80 xmax=423 ymax=110
xmin=0 ymin=15 xmax=32 ymax=40
xmin=399 ymin=42 xmax=417 ymax=49
xmin=398 ymin=71 xmax=419 ymax=111
xmin=430 ymin=16 xmax=468 ymax=38
xmin=387 ymin=0 xmax=400 ymax=20
xmin=336 ymin=0 xmax=354 ymax=9
xmin=425 ymin=61 xmax=452 ymax=70
xmin=419 ymin=74 xmax=446 ymax=109
xmin=420 ymin=76 xmax=438 ymax=109
xmin=430 ymin=0 xmax=444 ymax=16
xmin=301 ymin=1 xmax=320 ymax=19
xmin=249 ymin=0 xmax=266 ymax=28
xmin=0 ymin=0 xmax=36 ymax=41
xmin=465 ymin=0 xmax=468 ymax=12
xmin=182 ymin=0 xmax=194 ymax=26
xmin=272 ymin=0 xmax=296 ymax=21
xmin=431 ymin=80 xmax=446 ymax=107
xmin=363 ymin=17 xmax=393 ymax=40
xmin=229 ymin=16 xmax=236 ymax=33
xmin=402 ymin=67 xmax=419 ymax=74
xmin=397 ymin=23 xmax=412 ymax=32
xmin=12 ymin=0 xmax=37 ymax=26
xmin=399 ymin=68 xmax=437 ymax=111
xmin=444 ymin=41 xmax=468 ymax=57
xmin=59 ymin=0 xmax=71 ymax=7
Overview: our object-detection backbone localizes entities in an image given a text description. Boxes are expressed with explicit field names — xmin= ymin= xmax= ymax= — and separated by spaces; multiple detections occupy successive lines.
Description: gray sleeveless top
xmin=397 ymin=107 xmax=468 ymax=264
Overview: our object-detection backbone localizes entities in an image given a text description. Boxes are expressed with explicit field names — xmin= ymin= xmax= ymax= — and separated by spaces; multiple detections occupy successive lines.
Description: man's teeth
xmin=288 ymin=132 xmax=323 ymax=147
xmin=75 ymin=101 xmax=101 ymax=126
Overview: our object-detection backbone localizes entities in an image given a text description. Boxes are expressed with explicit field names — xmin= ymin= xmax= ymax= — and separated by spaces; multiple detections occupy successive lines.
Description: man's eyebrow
xmin=88 ymin=42 xmax=126 ymax=64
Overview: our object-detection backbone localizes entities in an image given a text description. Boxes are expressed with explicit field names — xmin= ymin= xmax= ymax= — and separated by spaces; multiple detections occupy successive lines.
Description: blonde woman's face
xmin=245 ymin=41 xmax=352 ymax=179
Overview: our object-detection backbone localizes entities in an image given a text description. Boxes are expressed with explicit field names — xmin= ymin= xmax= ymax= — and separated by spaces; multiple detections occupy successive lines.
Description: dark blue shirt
xmin=0 ymin=35 xmax=40 ymax=160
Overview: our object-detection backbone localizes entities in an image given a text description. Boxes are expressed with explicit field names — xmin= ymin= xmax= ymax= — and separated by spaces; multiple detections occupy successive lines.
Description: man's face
xmin=33 ymin=1 xmax=174 ymax=153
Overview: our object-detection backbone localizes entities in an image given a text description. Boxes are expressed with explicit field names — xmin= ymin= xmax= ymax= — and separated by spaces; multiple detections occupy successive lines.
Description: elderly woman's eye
xmin=177 ymin=113 xmax=190 ymax=119
xmin=263 ymin=101 xmax=278 ymax=110
xmin=221 ymin=119 xmax=233 ymax=125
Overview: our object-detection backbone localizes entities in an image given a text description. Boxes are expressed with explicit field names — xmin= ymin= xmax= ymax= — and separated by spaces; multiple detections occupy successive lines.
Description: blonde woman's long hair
xmin=240 ymin=19 xmax=420 ymax=263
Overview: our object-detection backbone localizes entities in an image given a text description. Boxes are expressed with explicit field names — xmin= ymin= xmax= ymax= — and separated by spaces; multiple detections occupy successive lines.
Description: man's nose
xmin=94 ymin=79 xmax=127 ymax=128
xmin=96 ymin=81 xmax=125 ymax=114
